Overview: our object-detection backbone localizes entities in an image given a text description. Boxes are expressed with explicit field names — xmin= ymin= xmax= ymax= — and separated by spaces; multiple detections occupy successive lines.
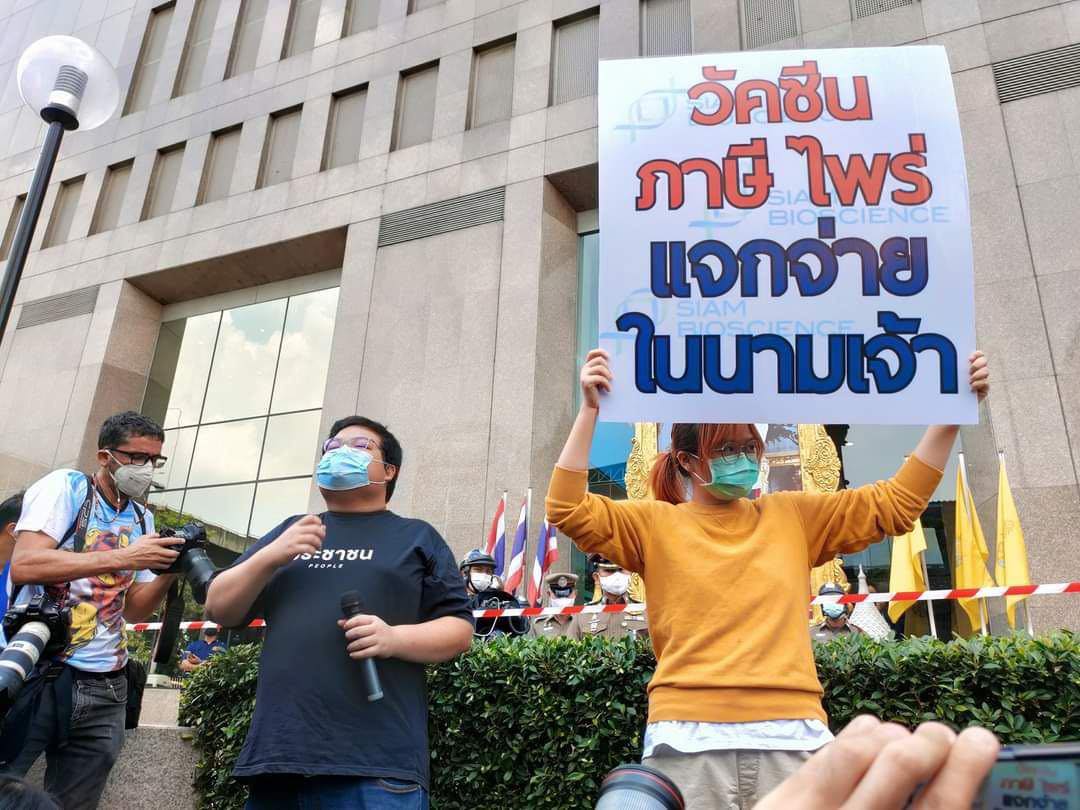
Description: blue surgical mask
xmin=822 ymin=604 xmax=847 ymax=620
xmin=315 ymin=447 xmax=385 ymax=491
xmin=695 ymin=455 xmax=760 ymax=501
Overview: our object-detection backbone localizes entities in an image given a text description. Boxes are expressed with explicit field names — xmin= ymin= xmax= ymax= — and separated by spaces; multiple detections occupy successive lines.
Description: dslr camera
xmin=0 ymin=594 xmax=72 ymax=717
xmin=155 ymin=522 xmax=216 ymax=604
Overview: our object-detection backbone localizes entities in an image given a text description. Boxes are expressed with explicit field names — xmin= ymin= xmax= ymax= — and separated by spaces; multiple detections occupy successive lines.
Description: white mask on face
xmin=601 ymin=572 xmax=630 ymax=596
xmin=549 ymin=596 xmax=575 ymax=609
xmin=108 ymin=453 xmax=154 ymax=499
xmin=469 ymin=572 xmax=494 ymax=592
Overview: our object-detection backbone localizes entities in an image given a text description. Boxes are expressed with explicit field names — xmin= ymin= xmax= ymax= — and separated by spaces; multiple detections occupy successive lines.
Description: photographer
xmin=1 ymin=412 xmax=181 ymax=810
xmin=205 ymin=416 xmax=473 ymax=809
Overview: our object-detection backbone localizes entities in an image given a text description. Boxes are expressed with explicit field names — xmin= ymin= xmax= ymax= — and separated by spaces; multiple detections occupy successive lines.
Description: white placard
xmin=598 ymin=47 xmax=976 ymax=425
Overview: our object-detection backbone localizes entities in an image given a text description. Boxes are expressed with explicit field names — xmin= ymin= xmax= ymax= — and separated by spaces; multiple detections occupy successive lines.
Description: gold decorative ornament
xmin=798 ymin=424 xmax=850 ymax=621
xmin=624 ymin=422 xmax=656 ymax=604
xmin=797 ymin=424 xmax=842 ymax=494
xmin=625 ymin=422 xmax=659 ymax=501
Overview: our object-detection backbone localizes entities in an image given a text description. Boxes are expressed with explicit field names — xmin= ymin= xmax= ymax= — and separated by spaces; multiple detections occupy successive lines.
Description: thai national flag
xmin=504 ymin=497 xmax=528 ymax=595
xmin=485 ymin=492 xmax=507 ymax=577
xmin=527 ymin=520 xmax=559 ymax=606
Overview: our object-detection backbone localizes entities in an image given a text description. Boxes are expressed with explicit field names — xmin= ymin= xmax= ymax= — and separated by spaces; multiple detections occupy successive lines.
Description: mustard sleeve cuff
xmin=895 ymin=455 xmax=944 ymax=501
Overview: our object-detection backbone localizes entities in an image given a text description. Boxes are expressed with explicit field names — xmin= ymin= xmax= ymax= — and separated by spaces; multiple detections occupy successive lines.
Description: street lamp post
xmin=0 ymin=36 xmax=119 ymax=339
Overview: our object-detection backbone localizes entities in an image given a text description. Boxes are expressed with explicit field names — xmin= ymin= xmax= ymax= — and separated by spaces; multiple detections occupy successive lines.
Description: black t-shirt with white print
xmin=228 ymin=510 xmax=472 ymax=789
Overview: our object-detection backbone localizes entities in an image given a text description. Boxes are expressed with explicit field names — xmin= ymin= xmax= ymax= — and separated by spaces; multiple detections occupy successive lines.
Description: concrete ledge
xmin=140 ymin=686 xmax=182 ymax=726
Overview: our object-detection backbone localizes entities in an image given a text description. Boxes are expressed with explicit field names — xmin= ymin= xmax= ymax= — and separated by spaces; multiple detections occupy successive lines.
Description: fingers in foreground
xmin=913 ymin=726 xmax=999 ymax=810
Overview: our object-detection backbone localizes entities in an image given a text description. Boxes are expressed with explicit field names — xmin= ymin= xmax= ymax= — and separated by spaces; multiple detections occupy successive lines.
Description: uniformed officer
xmin=531 ymin=572 xmax=581 ymax=639
xmin=459 ymin=548 xmax=529 ymax=639
xmin=810 ymin=582 xmax=862 ymax=642
xmin=581 ymin=554 xmax=649 ymax=640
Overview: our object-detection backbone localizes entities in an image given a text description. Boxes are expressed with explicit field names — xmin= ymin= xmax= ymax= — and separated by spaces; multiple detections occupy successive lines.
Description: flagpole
xmin=919 ymin=551 xmax=938 ymax=638
xmin=524 ymin=487 xmax=532 ymax=600
xmin=958 ymin=453 xmax=988 ymax=636
xmin=998 ymin=450 xmax=1009 ymax=632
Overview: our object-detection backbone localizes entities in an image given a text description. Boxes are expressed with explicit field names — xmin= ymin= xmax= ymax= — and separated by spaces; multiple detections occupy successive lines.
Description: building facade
xmin=0 ymin=0 xmax=1076 ymax=630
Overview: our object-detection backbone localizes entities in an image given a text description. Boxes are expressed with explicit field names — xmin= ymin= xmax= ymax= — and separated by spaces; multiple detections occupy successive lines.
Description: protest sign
xmin=598 ymin=47 xmax=976 ymax=425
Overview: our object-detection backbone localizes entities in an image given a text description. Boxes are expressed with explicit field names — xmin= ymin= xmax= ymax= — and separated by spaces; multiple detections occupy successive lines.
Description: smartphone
xmin=973 ymin=743 xmax=1080 ymax=809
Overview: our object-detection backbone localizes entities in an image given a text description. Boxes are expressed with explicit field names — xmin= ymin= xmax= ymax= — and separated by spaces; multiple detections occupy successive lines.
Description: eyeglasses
xmin=108 ymin=449 xmax=168 ymax=469
xmin=715 ymin=441 xmax=762 ymax=463
xmin=322 ymin=436 xmax=382 ymax=455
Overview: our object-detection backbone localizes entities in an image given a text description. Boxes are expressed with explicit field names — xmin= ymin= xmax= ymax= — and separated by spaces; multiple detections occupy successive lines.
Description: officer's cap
xmin=545 ymin=572 xmax=578 ymax=597
xmin=589 ymin=553 xmax=620 ymax=572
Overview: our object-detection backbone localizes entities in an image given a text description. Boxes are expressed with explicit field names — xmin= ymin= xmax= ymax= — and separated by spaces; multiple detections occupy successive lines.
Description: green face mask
xmin=700 ymin=455 xmax=760 ymax=501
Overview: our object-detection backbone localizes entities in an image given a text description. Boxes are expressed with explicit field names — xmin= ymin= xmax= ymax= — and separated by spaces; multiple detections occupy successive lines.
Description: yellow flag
xmin=888 ymin=519 xmax=927 ymax=623
xmin=954 ymin=464 xmax=994 ymax=630
xmin=995 ymin=459 xmax=1031 ymax=628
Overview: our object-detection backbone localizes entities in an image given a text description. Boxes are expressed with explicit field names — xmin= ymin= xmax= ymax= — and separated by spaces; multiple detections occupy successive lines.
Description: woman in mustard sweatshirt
xmin=546 ymin=348 xmax=990 ymax=810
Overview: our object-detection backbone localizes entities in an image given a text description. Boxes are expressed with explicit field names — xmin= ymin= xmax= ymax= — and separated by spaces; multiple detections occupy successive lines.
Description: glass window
xmin=259 ymin=411 xmax=322 ymax=480
xmin=181 ymin=483 xmax=257 ymax=537
xmin=145 ymin=286 xmax=338 ymax=544
xmin=345 ymin=0 xmax=378 ymax=34
xmin=640 ymin=0 xmax=691 ymax=56
xmin=187 ymin=418 xmax=266 ymax=487
xmin=43 ymin=176 xmax=85 ymax=247
xmin=250 ymin=478 xmax=312 ymax=537
xmin=158 ymin=426 xmax=198 ymax=490
xmin=125 ymin=2 xmax=175 ymax=115
xmin=323 ymin=88 xmax=366 ymax=171
xmin=201 ymin=299 xmax=286 ymax=422
xmin=175 ymin=0 xmax=224 ymax=97
xmin=227 ymin=0 xmax=269 ymax=77
xmin=90 ymin=161 xmax=133 ymax=234
xmin=551 ymin=11 xmax=599 ymax=105
xmin=284 ymin=0 xmax=322 ymax=57
xmin=573 ymin=231 xmax=635 ymax=589
xmin=741 ymin=0 xmax=799 ymax=48
xmin=469 ymin=40 xmax=515 ymax=129
xmin=142 ymin=144 xmax=186 ymax=221
xmin=408 ymin=0 xmax=443 ymax=11
xmin=149 ymin=489 xmax=184 ymax=512
xmin=145 ymin=312 xmax=221 ymax=428
xmin=392 ymin=64 xmax=438 ymax=151
xmin=259 ymin=107 xmax=302 ymax=188
xmin=270 ymin=288 xmax=339 ymax=413
xmin=199 ymin=126 xmax=242 ymax=205
xmin=0 ymin=195 xmax=25 ymax=260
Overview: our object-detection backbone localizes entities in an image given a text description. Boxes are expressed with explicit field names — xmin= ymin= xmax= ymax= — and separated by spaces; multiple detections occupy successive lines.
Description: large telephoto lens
xmin=595 ymin=764 xmax=684 ymax=810
xmin=0 ymin=621 xmax=50 ymax=715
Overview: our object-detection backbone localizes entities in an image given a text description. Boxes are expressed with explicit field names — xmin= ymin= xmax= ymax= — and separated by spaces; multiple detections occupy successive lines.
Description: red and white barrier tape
xmin=124 ymin=582 xmax=1080 ymax=632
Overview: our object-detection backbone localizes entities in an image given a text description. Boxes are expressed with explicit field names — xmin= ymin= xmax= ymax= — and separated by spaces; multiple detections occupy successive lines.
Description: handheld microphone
xmin=340 ymin=590 xmax=384 ymax=702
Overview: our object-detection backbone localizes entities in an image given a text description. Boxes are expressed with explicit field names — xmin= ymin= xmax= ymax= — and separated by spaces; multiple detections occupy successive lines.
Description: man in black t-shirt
xmin=205 ymin=416 xmax=473 ymax=809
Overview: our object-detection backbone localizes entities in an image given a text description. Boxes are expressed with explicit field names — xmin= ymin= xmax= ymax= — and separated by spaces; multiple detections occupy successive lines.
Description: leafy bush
xmin=818 ymin=631 xmax=1080 ymax=742
xmin=179 ymin=632 xmax=1079 ymax=810
xmin=178 ymin=643 xmax=261 ymax=810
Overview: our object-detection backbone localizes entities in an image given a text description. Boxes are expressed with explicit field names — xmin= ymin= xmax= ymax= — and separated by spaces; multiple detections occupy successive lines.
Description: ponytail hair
xmin=648 ymin=423 xmax=765 ymax=504
xmin=649 ymin=450 xmax=686 ymax=504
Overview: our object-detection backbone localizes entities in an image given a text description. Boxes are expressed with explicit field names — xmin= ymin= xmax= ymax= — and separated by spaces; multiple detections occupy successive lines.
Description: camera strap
xmin=62 ymin=474 xmax=96 ymax=554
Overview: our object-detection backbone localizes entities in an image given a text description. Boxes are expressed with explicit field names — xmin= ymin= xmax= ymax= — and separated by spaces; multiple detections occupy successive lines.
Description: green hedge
xmin=178 ymin=632 xmax=1080 ymax=810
